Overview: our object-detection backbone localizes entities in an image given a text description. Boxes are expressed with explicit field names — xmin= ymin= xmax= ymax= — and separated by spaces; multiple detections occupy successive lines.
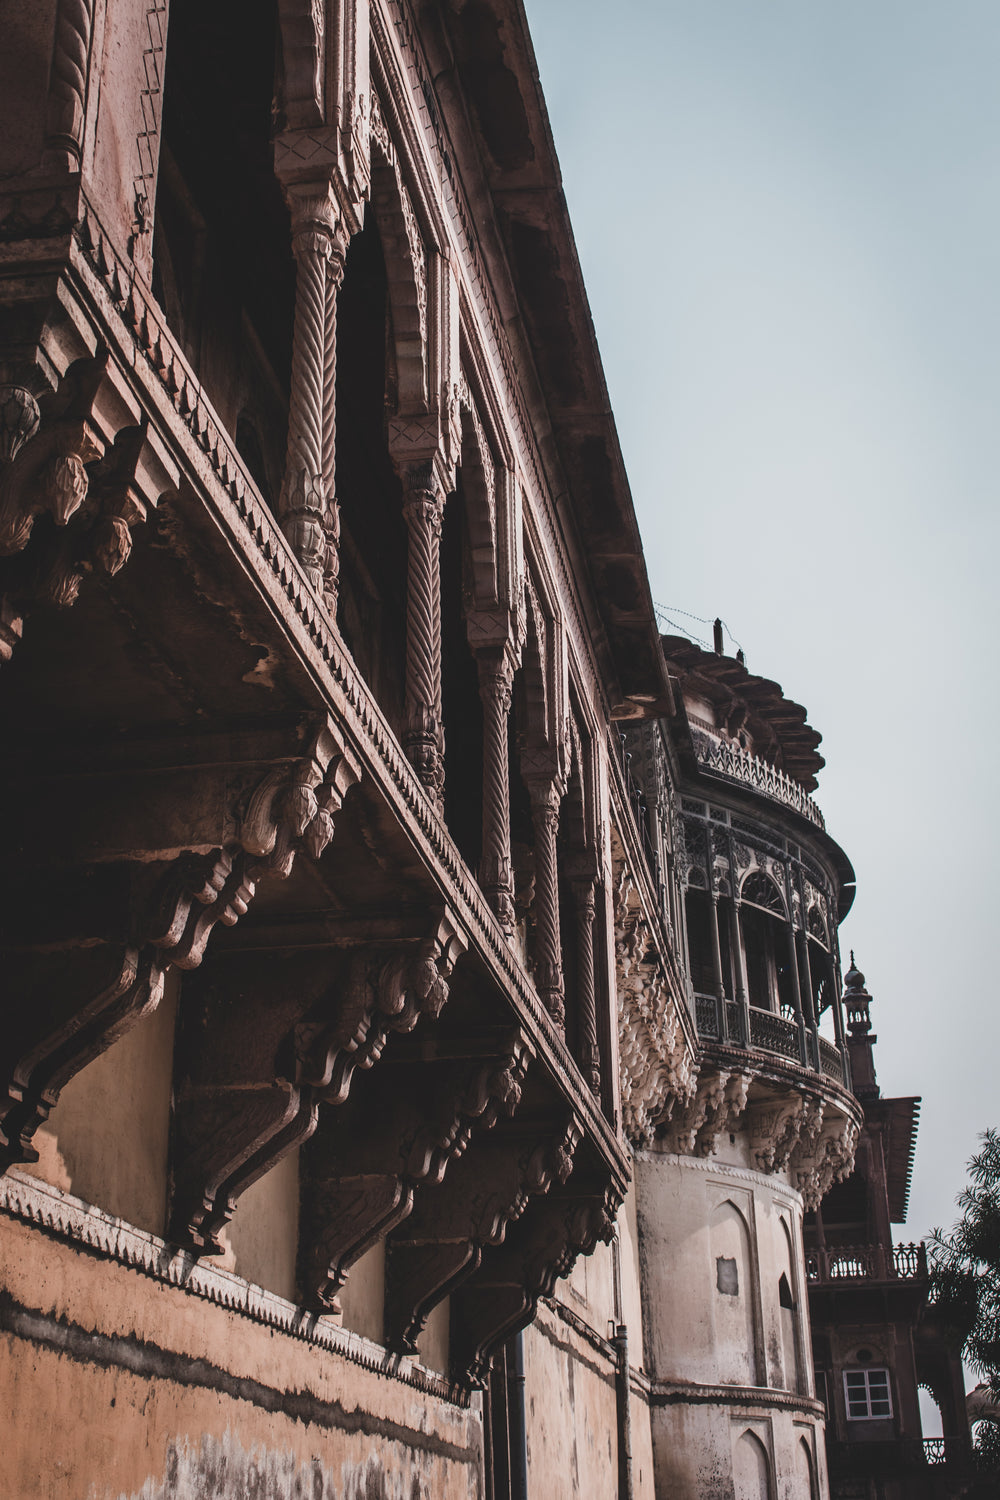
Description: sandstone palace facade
xmin=0 ymin=2 xmax=969 ymax=1497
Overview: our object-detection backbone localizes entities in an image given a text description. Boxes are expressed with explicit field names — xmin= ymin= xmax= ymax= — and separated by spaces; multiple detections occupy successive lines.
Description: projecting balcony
xmin=694 ymin=996 xmax=846 ymax=1084
xmin=805 ymin=1242 xmax=928 ymax=1284
xmin=691 ymin=733 xmax=826 ymax=830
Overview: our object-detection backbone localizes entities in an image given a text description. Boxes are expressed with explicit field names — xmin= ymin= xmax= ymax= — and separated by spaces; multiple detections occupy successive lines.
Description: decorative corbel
xmin=169 ymin=910 xmax=465 ymax=1256
xmin=384 ymin=1114 xmax=580 ymax=1357
xmin=0 ymin=722 xmax=363 ymax=1175
xmin=299 ymin=1024 xmax=524 ymax=1310
xmin=748 ymin=1095 xmax=806 ymax=1174
xmin=451 ymin=1175 xmax=623 ymax=1387
xmin=0 ymin=358 xmax=178 ymax=662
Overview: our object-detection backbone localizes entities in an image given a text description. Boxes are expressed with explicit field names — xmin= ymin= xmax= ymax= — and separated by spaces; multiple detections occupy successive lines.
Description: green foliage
xmin=972 ymin=1417 xmax=1000 ymax=1473
xmin=929 ymin=1128 xmax=1000 ymax=1475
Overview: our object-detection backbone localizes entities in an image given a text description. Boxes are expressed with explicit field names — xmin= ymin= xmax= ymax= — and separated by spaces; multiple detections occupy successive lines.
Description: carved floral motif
xmin=615 ymin=867 xmax=696 ymax=1146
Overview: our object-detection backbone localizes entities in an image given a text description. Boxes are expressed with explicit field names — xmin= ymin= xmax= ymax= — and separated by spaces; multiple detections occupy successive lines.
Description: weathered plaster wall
xmin=208 ymin=1147 xmax=301 ymax=1302
xmin=523 ymin=1307 xmax=619 ymax=1500
xmin=517 ymin=1190 xmax=658 ymax=1500
xmin=618 ymin=1179 xmax=647 ymax=1367
xmin=23 ymin=971 xmax=179 ymax=1235
xmin=650 ymin=1401 xmax=826 ymax=1500
xmin=339 ymin=1239 xmax=386 ymax=1345
xmin=0 ymin=1207 xmax=482 ymax=1500
xmin=636 ymin=1148 xmax=812 ymax=1396
xmin=637 ymin=1147 xmax=826 ymax=1499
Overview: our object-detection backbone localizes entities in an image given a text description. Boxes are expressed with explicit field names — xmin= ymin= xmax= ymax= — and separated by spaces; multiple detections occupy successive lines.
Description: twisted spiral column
xmin=321 ymin=240 xmax=346 ymax=613
xmin=281 ymin=200 xmax=344 ymax=602
xmin=572 ymin=876 xmax=600 ymax=1093
xmin=476 ymin=651 xmax=515 ymax=935
xmin=44 ymin=0 xmax=94 ymax=167
xmin=529 ymin=783 xmax=564 ymax=1025
xmin=403 ymin=475 xmax=446 ymax=805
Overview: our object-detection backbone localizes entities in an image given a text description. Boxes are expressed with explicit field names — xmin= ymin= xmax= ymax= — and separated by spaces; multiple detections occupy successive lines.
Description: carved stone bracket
xmin=450 ymin=1175 xmax=624 ymax=1387
xmin=792 ymin=1110 xmax=860 ymax=1209
xmin=299 ymin=1023 xmax=525 ymax=1310
xmin=664 ymin=1068 xmax=751 ymax=1158
xmin=0 ymin=722 xmax=363 ymax=1175
xmin=384 ymin=1114 xmax=581 ymax=1357
xmin=169 ymin=907 xmax=467 ymax=1255
xmin=747 ymin=1095 xmax=807 ymax=1174
xmin=0 ymin=358 xmax=178 ymax=661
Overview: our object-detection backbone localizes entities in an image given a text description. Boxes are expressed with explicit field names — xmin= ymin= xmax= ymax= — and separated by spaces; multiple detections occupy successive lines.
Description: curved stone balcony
xmin=651 ymin=1037 xmax=862 ymax=1208
xmin=691 ymin=733 xmax=826 ymax=830
xmin=694 ymin=995 xmax=847 ymax=1086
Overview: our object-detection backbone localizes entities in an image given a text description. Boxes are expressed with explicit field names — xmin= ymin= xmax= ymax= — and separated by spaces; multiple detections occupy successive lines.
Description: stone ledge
xmin=0 ymin=1169 xmax=469 ymax=1408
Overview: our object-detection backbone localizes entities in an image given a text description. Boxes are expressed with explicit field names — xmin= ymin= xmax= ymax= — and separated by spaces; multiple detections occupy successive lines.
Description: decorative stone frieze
xmin=659 ymin=1048 xmax=861 ymax=1198
xmin=614 ymin=866 xmax=696 ymax=1146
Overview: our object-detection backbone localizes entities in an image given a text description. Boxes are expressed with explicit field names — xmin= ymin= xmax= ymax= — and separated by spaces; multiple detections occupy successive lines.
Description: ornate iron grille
xmin=748 ymin=1008 xmax=800 ymax=1060
xmin=805 ymin=1242 xmax=927 ymax=1283
xmin=695 ymin=995 xmax=719 ymax=1037
xmin=692 ymin=735 xmax=826 ymax=830
xmin=818 ymin=1038 xmax=845 ymax=1082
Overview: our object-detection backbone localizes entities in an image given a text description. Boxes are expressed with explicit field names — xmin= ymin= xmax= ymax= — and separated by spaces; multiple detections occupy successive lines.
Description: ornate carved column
xmin=729 ymin=897 xmax=752 ymax=1046
xmin=280 ymin=185 xmax=348 ymax=613
xmin=786 ymin=921 xmax=810 ymax=1067
xmin=528 ymin=782 xmax=564 ymax=1025
xmin=476 ymin=649 xmax=516 ymax=933
xmin=796 ymin=927 xmax=820 ymax=1071
xmin=708 ymin=890 xmax=728 ymax=1040
xmin=401 ymin=464 xmax=447 ymax=805
xmin=571 ymin=872 xmax=600 ymax=1094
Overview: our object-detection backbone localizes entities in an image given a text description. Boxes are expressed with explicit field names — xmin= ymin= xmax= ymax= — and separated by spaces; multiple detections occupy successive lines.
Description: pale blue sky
xmin=524 ymin=0 xmax=1000 ymax=1240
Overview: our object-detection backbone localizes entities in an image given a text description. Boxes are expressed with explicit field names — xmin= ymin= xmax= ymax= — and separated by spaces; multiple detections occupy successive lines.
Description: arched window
xmin=796 ymin=1437 xmax=818 ymax=1500
xmin=740 ymin=872 xmax=793 ymax=1015
xmin=777 ymin=1218 xmax=802 ymax=1394
xmin=710 ymin=1200 xmax=760 ymax=1387
xmin=742 ymin=872 xmax=785 ymax=916
xmin=733 ymin=1429 xmax=771 ymax=1500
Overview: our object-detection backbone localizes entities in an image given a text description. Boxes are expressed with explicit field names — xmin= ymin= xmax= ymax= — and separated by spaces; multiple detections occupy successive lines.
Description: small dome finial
xmin=844 ymin=952 xmax=867 ymax=993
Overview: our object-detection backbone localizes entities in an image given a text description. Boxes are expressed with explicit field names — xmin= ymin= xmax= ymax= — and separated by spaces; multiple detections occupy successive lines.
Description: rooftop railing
xmin=692 ymin=735 xmax=826 ymax=830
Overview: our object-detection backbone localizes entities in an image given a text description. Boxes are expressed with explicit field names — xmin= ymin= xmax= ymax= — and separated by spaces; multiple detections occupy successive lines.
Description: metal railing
xmin=748 ymin=1007 xmax=800 ymax=1061
xmin=692 ymin=735 xmax=826 ymax=830
xmin=805 ymin=1242 xmax=928 ymax=1284
xmin=818 ymin=1036 xmax=846 ymax=1083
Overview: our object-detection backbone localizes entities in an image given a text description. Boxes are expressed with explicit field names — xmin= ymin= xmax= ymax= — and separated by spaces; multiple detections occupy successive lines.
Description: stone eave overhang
xmin=433 ymin=0 xmax=672 ymax=721
xmin=661 ymin=635 xmax=825 ymax=787
xmin=867 ymin=1094 xmax=921 ymax=1225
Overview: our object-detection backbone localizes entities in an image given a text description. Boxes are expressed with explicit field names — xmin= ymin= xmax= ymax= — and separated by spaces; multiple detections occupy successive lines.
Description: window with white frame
xmin=844 ymin=1367 xmax=892 ymax=1419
